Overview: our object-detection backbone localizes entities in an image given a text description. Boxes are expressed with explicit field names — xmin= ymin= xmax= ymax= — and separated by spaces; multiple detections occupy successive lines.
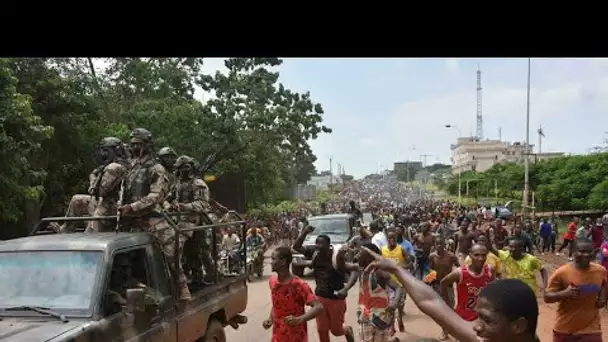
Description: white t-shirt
xmin=372 ymin=232 xmax=388 ymax=249
xmin=222 ymin=234 xmax=241 ymax=250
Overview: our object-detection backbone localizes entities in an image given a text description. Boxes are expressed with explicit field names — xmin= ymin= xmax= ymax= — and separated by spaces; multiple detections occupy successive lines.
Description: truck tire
xmin=204 ymin=319 xmax=226 ymax=342
xmin=292 ymin=264 xmax=304 ymax=277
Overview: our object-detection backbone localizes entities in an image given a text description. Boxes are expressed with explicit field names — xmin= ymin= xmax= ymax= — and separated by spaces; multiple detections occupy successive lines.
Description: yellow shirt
xmin=497 ymin=250 xmax=543 ymax=293
xmin=381 ymin=245 xmax=406 ymax=286
xmin=464 ymin=252 xmax=502 ymax=275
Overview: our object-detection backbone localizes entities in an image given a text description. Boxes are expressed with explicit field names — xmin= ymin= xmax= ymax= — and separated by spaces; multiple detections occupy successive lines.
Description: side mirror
xmin=125 ymin=288 xmax=145 ymax=314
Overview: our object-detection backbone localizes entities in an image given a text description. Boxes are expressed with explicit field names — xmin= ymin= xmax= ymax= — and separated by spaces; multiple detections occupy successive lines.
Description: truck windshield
xmin=0 ymin=251 xmax=102 ymax=313
xmin=305 ymin=218 xmax=350 ymax=243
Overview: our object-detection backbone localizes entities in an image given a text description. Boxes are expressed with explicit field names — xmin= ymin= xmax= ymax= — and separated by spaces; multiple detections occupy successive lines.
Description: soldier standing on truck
xmin=169 ymin=155 xmax=216 ymax=286
xmin=159 ymin=147 xmax=180 ymax=225
xmin=52 ymin=148 xmax=107 ymax=233
xmin=157 ymin=147 xmax=178 ymax=192
xmin=117 ymin=128 xmax=191 ymax=301
xmin=86 ymin=137 xmax=130 ymax=233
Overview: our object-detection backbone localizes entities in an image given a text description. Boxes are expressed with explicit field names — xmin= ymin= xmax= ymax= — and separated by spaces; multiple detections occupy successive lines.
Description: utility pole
xmin=538 ymin=126 xmax=545 ymax=155
xmin=523 ymin=58 xmax=532 ymax=218
xmin=445 ymin=125 xmax=462 ymax=204
xmin=476 ymin=64 xmax=484 ymax=140
xmin=420 ymin=154 xmax=432 ymax=168
xmin=329 ymin=156 xmax=333 ymax=188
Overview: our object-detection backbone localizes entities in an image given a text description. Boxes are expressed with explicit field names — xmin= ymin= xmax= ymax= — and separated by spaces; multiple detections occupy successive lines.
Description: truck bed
xmin=177 ymin=276 xmax=248 ymax=341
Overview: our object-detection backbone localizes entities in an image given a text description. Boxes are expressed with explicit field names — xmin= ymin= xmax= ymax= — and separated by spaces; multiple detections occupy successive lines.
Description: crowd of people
xmin=261 ymin=175 xmax=608 ymax=342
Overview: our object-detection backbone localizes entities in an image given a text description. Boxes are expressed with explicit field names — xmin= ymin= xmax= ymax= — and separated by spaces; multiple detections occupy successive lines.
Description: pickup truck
xmin=291 ymin=213 xmax=353 ymax=277
xmin=0 ymin=215 xmax=248 ymax=342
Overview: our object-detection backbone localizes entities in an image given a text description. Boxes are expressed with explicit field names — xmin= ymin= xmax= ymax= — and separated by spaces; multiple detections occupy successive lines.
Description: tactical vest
xmin=177 ymin=179 xmax=195 ymax=203
xmin=124 ymin=156 xmax=158 ymax=205
xmin=177 ymin=178 xmax=201 ymax=224
xmin=167 ymin=172 xmax=177 ymax=194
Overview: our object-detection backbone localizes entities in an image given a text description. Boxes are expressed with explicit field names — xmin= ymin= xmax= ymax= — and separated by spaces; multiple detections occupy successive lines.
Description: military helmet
xmin=175 ymin=155 xmax=196 ymax=168
xmin=158 ymin=147 xmax=177 ymax=157
xmin=129 ymin=128 xmax=153 ymax=143
xmin=96 ymin=136 xmax=127 ymax=161
xmin=98 ymin=137 xmax=123 ymax=148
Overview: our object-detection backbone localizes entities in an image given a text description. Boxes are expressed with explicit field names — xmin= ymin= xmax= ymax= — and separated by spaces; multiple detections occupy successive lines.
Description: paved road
xmin=226 ymin=258 xmax=442 ymax=342
xmin=225 ymin=250 xmax=605 ymax=341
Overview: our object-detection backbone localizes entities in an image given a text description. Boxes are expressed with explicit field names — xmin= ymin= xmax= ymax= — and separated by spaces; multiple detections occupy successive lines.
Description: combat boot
xmin=179 ymin=283 xmax=192 ymax=301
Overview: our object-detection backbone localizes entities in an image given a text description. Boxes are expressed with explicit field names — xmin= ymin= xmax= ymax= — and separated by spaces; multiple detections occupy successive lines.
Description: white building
xmin=450 ymin=137 xmax=533 ymax=175
xmin=307 ymin=174 xmax=342 ymax=190
xmin=450 ymin=137 xmax=565 ymax=175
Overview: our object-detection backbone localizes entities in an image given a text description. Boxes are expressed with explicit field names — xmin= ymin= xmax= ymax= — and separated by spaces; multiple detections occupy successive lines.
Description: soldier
xmin=117 ymin=128 xmax=190 ymax=301
xmin=158 ymin=147 xmax=179 ymax=210
xmin=86 ymin=137 xmax=130 ymax=233
xmin=170 ymin=155 xmax=216 ymax=286
xmin=52 ymin=153 xmax=106 ymax=233
xmin=157 ymin=147 xmax=178 ymax=180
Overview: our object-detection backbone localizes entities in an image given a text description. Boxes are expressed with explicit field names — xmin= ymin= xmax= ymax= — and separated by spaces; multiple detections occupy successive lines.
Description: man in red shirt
xmin=557 ymin=216 xmax=579 ymax=260
xmin=264 ymin=247 xmax=324 ymax=342
xmin=440 ymin=243 xmax=495 ymax=322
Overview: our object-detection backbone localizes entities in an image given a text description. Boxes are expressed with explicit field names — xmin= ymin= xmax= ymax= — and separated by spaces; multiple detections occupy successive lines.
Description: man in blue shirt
xmin=395 ymin=225 xmax=416 ymax=264
xmin=539 ymin=218 xmax=553 ymax=254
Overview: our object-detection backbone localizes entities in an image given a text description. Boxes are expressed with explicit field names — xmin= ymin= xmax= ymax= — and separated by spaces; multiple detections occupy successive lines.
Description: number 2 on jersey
xmin=466 ymin=296 xmax=477 ymax=310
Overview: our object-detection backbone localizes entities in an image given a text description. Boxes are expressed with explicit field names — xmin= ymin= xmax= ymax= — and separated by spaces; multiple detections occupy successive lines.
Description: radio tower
xmin=476 ymin=64 xmax=483 ymax=140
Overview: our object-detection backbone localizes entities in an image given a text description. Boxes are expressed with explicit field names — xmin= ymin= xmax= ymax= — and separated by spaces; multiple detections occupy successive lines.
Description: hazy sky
xmin=199 ymin=58 xmax=608 ymax=179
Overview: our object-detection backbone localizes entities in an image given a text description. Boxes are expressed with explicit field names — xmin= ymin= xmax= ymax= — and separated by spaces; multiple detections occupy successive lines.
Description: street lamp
xmin=445 ymin=124 xmax=462 ymax=205
xmin=523 ymin=57 xmax=532 ymax=218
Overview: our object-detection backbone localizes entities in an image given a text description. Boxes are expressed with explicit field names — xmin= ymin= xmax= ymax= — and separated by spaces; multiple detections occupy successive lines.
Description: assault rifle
xmin=198 ymin=151 xmax=219 ymax=179
xmin=115 ymin=179 xmax=125 ymax=232
xmin=88 ymin=164 xmax=107 ymax=200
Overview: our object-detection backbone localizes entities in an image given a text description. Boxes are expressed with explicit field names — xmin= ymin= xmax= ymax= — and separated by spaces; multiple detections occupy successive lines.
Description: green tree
xmin=441 ymin=153 xmax=608 ymax=211
xmin=0 ymin=57 xmax=332 ymax=238
xmin=0 ymin=59 xmax=53 ymax=224
xmin=197 ymin=58 xmax=331 ymax=205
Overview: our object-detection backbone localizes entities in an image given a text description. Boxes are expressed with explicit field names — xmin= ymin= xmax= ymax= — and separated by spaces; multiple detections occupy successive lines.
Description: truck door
xmin=99 ymin=246 xmax=174 ymax=342
xmin=146 ymin=241 xmax=178 ymax=342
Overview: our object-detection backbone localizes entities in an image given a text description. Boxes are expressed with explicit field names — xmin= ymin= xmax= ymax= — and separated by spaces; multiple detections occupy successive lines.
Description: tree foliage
xmin=0 ymin=57 xmax=331 ymax=238
xmin=440 ymin=153 xmax=608 ymax=210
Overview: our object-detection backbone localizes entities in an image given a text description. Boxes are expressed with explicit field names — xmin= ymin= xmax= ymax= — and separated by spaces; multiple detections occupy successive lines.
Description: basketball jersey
xmin=455 ymin=264 xmax=493 ymax=321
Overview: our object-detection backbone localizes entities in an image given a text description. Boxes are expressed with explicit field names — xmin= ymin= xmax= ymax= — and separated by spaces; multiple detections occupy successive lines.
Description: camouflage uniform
xmin=121 ymin=128 xmax=190 ymax=300
xmin=55 ymin=167 xmax=102 ymax=233
xmin=86 ymin=137 xmax=130 ymax=233
xmin=158 ymin=147 xmax=178 ymax=196
xmin=170 ymin=156 xmax=216 ymax=285
xmin=158 ymin=147 xmax=179 ymax=216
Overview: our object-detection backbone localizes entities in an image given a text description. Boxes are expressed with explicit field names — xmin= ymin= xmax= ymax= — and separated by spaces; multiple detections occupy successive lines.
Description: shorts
xmin=387 ymin=286 xmax=406 ymax=306
xmin=457 ymin=252 xmax=467 ymax=265
xmin=553 ymin=331 xmax=602 ymax=342
xmin=432 ymin=282 xmax=455 ymax=309
xmin=316 ymin=297 xmax=346 ymax=335
xmin=359 ymin=321 xmax=389 ymax=342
